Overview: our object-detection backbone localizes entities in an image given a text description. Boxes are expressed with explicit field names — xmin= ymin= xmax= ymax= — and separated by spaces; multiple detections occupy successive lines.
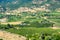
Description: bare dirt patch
xmin=1 ymin=21 xmax=23 ymax=25
xmin=0 ymin=30 xmax=26 ymax=40
xmin=51 ymin=27 xmax=60 ymax=29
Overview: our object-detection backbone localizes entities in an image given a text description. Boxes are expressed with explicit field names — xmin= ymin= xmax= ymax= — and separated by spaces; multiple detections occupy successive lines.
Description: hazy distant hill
xmin=0 ymin=0 xmax=60 ymax=12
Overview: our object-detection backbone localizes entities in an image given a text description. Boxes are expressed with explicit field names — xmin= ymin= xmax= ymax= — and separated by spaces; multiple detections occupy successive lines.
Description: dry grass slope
xmin=0 ymin=30 xmax=26 ymax=40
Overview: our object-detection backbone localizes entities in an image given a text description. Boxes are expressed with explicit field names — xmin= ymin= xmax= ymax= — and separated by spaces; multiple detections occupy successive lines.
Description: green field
xmin=0 ymin=12 xmax=60 ymax=40
xmin=4 ymin=27 xmax=60 ymax=40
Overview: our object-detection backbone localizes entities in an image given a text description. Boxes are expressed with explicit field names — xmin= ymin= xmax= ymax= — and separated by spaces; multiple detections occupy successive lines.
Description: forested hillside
xmin=0 ymin=0 xmax=60 ymax=12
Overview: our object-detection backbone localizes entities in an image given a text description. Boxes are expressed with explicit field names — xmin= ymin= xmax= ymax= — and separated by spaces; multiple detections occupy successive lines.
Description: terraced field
xmin=45 ymin=12 xmax=60 ymax=26
xmin=0 ymin=12 xmax=60 ymax=40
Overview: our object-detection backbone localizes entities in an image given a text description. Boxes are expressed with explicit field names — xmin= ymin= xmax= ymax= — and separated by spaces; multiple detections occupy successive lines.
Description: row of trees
xmin=0 ymin=24 xmax=14 ymax=30
xmin=19 ymin=20 xmax=54 ymax=27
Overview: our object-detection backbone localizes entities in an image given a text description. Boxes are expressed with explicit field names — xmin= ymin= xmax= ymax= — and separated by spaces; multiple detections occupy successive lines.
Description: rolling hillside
xmin=0 ymin=0 xmax=60 ymax=12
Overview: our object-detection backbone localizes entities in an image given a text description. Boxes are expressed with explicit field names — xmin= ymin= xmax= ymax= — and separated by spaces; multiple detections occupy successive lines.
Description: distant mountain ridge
xmin=0 ymin=0 xmax=60 ymax=12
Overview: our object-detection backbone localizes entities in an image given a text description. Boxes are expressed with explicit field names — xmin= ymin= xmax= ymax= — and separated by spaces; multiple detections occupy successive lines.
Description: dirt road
xmin=0 ymin=21 xmax=23 ymax=25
